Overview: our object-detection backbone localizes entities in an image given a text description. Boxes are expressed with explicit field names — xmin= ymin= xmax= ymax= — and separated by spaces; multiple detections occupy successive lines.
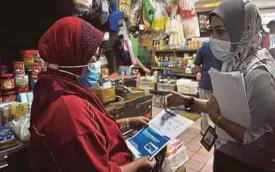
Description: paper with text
xmin=209 ymin=68 xmax=251 ymax=142
xmin=126 ymin=110 xmax=193 ymax=158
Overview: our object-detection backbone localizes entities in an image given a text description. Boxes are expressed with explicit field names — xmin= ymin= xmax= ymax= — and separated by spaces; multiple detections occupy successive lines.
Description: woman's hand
xmin=135 ymin=157 xmax=156 ymax=171
xmin=165 ymin=90 xmax=191 ymax=107
xmin=206 ymin=95 xmax=221 ymax=123
xmin=144 ymin=68 xmax=151 ymax=75
xmin=129 ymin=116 xmax=150 ymax=129
xmin=120 ymin=157 xmax=156 ymax=172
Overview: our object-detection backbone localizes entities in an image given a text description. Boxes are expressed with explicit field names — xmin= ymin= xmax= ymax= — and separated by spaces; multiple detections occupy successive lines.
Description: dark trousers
xmin=214 ymin=150 xmax=273 ymax=172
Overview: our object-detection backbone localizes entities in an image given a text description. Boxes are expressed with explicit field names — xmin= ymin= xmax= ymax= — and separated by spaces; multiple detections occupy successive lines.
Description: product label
xmin=1 ymin=79 xmax=15 ymax=90
xmin=31 ymin=65 xmax=42 ymax=81
xmin=15 ymin=75 xmax=28 ymax=86
xmin=14 ymin=63 xmax=25 ymax=76
xmin=10 ymin=103 xmax=28 ymax=119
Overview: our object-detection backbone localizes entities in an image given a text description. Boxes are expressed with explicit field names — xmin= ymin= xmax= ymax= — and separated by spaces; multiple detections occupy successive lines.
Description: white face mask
xmin=210 ymin=38 xmax=234 ymax=62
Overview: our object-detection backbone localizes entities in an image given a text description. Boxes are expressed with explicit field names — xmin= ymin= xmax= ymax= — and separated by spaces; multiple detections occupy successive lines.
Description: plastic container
xmin=0 ymin=74 xmax=15 ymax=91
xmin=157 ymin=83 xmax=176 ymax=92
xmin=13 ymin=61 xmax=25 ymax=77
xmin=177 ymin=79 xmax=198 ymax=95
xmin=22 ymin=50 xmax=38 ymax=70
xmin=0 ymin=65 xmax=7 ymax=75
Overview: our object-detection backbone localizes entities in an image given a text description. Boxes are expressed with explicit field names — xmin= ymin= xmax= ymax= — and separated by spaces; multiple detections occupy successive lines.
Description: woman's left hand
xmin=129 ymin=116 xmax=150 ymax=129
xmin=206 ymin=95 xmax=221 ymax=123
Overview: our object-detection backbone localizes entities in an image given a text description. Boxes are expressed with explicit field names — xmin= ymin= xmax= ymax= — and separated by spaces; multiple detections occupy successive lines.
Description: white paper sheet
xmin=209 ymin=68 xmax=251 ymax=142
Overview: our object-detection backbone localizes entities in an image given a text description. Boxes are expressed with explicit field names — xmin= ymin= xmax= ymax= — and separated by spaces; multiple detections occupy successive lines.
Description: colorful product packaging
xmin=13 ymin=61 xmax=25 ymax=77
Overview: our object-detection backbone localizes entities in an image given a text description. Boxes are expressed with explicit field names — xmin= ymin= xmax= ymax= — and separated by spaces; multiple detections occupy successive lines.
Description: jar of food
xmin=0 ymin=65 xmax=7 ymax=75
xmin=0 ymin=74 xmax=15 ymax=91
xmin=22 ymin=50 xmax=38 ymax=70
xmin=2 ymin=90 xmax=16 ymax=102
xmin=13 ymin=61 xmax=25 ymax=77
xmin=31 ymin=63 xmax=41 ymax=89
xmin=15 ymin=75 xmax=29 ymax=93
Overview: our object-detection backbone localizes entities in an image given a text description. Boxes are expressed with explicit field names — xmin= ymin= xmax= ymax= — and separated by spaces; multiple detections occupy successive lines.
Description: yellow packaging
xmin=10 ymin=103 xmax=28 ymax=119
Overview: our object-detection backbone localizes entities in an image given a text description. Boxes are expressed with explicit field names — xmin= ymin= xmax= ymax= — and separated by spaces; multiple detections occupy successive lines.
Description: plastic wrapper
xmin=161 ymin=139 xmax=188 ymax=172
xmin=119 ymin=0 xmax=131 ymax=18
xmin=143 ymin=0 xmax=156 ymax=31
xmin=178 ymin=0 xmax=197 ymax=11
xmin=129 ymin=0 xmax=143 ymax=28
xmin=8 ymin=114 xmax=30 ymax=142
xmin=182 ymin=16 xmax=200 ymax=39
xmin=151 ymin=1 xmax=168 ymax=31
xmin=99 ymin=0 xmax=110 ymax=24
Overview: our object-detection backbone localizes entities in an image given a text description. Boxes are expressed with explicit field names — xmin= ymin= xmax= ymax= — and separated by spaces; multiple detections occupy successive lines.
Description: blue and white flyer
xmin=126 ymin=110 xmax=193 ymax=158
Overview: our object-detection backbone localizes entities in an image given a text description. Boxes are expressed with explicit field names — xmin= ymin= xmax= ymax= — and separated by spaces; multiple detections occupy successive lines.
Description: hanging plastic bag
xmin=152 ymin=1 xmax=168 ymax=31
xmin=99 ymin=0 xmax=110 ymax=24
xmin=143 ymin=0 xmax=156 ymax=31
xmin=74 ymin=0 xmax=93 ymax=16
xmin=182 ymin=16 xmax=200 ymax=39
xmin=119 ymin=0 xmax=131 ymax=18
xmin=8 ymin=114 xmax=30 ymax=142
xmin=129 ymin=0 xmax=143 ymax=28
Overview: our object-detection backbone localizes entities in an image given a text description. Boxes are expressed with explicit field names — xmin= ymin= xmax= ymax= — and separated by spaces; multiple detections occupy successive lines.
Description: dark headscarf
xmin=210 ymin=0 xmax=263 ymax=72
xmin=31 ymin=17 xmax=105 ymax=124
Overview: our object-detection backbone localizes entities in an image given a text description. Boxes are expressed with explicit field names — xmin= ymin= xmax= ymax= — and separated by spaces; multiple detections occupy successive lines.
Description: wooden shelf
xmin=153 ymin=49 xmax=198 ymax=53
xmin=151 ymin=67 xmax=196 ymax=78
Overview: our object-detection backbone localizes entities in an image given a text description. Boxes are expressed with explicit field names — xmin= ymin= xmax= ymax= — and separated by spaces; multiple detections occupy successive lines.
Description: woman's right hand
xmin=135 ymin=157 xmax=157 ymax=171
xmin=165 ymin=90 xmax=191 ymax=107
xmin=135 ymin=157 xmax=156 ymax=171
xmin=120 ymin=157 xmax=156 ymax=172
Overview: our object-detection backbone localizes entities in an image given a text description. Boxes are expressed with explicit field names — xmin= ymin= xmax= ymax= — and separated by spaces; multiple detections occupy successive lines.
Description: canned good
xmin=2 ymin=90 xmax=16 ymax=102
xmin=13 ymin=61 xmax=25 ymax=76
xmin=15 ymin=75 xmax=29 ymax=93
xmin=31 ymin=62 xmax=41 ymax=81
xmin=0 ymin=65 xmax=7 ymax=74
xmin=0 ymin=74 xmax=15 ymax=91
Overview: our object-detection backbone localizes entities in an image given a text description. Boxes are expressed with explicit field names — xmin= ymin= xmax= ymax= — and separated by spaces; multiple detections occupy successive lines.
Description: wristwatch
xmin=185 ymin=96 xmax=195 ymax=108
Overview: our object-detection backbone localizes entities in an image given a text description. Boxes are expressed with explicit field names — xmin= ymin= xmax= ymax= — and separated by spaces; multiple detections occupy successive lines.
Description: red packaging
xmin=31 ymin=62 xmax=42 ymax=81
xmin=13 ymin=61 xmax=25 ymax=77
xmin=0 ymin=65 xmax=7 ymax=75
xmin=2 ymin=91 xmax=16 ymax=102
xmin=0 ymin=74 xmax=15 ymax=91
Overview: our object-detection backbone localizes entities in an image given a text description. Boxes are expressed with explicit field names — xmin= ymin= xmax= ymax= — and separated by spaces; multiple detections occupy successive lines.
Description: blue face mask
xmin=45 ymin=60 xmax=102 ymax=88
xmin=78 ymin=61 xmax=101 ymax=87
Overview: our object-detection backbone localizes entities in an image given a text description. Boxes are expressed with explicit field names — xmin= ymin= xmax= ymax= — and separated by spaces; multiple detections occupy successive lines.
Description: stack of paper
xmin=209 ymin=68 xmax=251 ymax=142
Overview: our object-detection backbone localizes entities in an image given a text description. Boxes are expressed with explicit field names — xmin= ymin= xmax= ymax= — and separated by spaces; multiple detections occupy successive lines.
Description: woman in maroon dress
xmin=29 ymin=17 xmax=156 ymax=172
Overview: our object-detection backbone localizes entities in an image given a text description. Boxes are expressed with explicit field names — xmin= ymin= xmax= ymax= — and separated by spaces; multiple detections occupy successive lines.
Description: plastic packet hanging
xmin=151 ymin=0 xmax=168 ymax=31
xmin=129 ymin=0 xmax=143 ymax=28
xmin=99 ymin=0 xmax=110 ymax=24
xmin=119 ymin=0 xmax=131 ymax=18
xmin=8 ymin=114 xmax=30 ymax=142
xmin=182 ymin=16 xmax=200 ymax=39
xmin=143 ymin=0 xmax=156 ymax=31
xmin=73 ymin=0 xmax=93 ymax=16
